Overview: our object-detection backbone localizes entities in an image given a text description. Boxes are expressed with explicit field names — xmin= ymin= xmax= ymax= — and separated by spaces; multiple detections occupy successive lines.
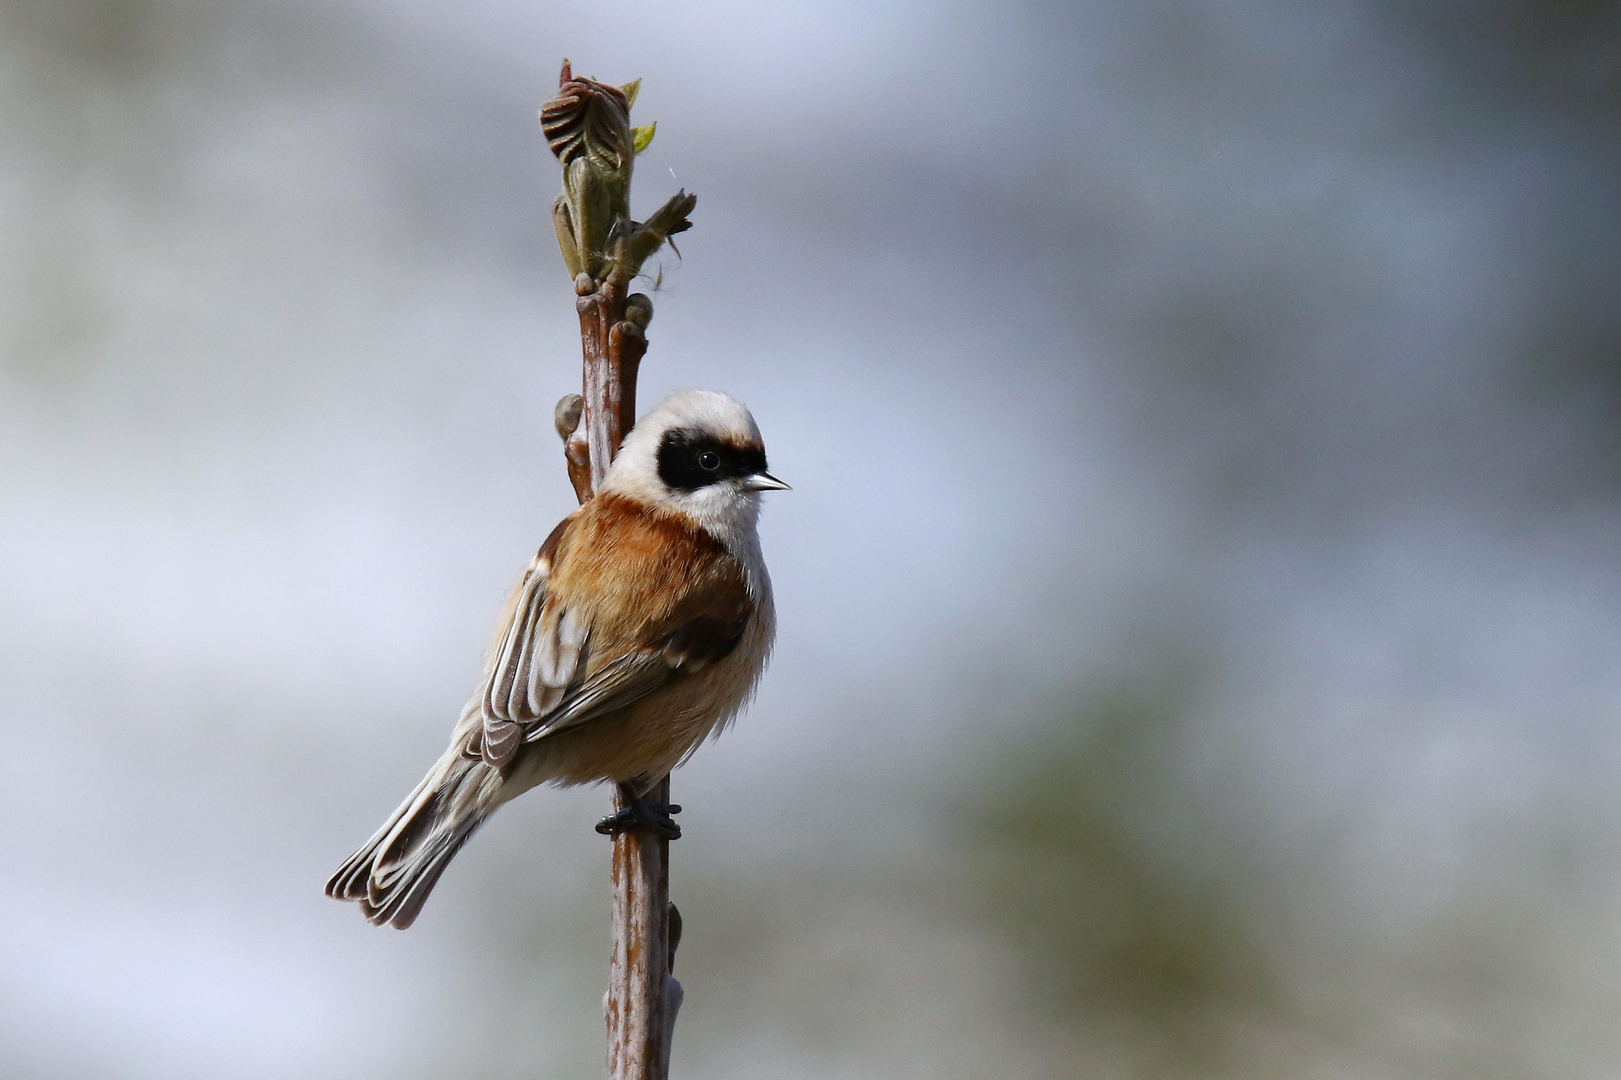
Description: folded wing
xmin=522 ymin=597 xmax=752 ymax=743
xmin=477 ymin=517 xmax=585 ymax=767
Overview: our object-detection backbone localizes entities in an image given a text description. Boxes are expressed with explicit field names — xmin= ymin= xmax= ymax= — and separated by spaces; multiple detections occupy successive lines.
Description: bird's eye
xmin=697 ymin=451 xmax=721 ymax=471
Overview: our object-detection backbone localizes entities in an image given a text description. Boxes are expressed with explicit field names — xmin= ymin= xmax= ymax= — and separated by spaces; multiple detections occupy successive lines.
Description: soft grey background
xmin=3 ymin=1 xmax=1620 ymax=1077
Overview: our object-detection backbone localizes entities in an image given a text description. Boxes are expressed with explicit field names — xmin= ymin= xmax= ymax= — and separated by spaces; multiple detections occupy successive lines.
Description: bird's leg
xmin=595 ymin=779 xmax=682 ymax=840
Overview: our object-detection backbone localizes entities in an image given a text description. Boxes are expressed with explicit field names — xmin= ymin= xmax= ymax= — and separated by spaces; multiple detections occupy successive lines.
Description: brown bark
xmin=572 ymin=274 xmax=648 ymax=496
xmin=606 ymin=776 xmax=673 ymax=1078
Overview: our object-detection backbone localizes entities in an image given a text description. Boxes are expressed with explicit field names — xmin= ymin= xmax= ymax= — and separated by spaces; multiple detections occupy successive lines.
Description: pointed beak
xmin=743 ymin=472 xmax=791 ymax=492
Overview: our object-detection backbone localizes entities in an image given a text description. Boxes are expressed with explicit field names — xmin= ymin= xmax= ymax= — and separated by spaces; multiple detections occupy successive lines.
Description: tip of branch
xmin=559 ymin=58 xmax=572 ymax=86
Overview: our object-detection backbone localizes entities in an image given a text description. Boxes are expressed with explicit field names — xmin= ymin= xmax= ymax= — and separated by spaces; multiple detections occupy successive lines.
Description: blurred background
xmin=3 ymin=0 xmax=1620 ymax=1076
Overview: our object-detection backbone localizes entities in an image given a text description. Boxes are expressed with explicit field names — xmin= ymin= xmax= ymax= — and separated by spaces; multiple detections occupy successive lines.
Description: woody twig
xmin=541 ymin=60 xmax=692 ymax=1080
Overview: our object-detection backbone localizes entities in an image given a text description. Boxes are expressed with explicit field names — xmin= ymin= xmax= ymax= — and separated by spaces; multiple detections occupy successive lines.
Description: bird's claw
xmin=595 ymin=800 xmax=682 ymax=840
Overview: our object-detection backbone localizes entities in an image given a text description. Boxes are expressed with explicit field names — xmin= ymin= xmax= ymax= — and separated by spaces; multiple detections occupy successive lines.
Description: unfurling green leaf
xmin=604 ymin=189 xmax=696 ymax=286
xmin=551 ymin=195 xmax=581 ymax=278
xmin=620 ymin=78 xmax=641 ymax=109
xmin=632 ymin=123 xmax=656 ymax=154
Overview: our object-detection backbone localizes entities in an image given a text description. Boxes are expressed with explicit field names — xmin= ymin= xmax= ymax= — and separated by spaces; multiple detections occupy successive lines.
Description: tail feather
xmin=326 ymin=750 xmax=496 ymax=929
xmin=326 ymin=773 xmax=435 ymax=903
xmin=364 ymin=815 xmax=484 ymax=928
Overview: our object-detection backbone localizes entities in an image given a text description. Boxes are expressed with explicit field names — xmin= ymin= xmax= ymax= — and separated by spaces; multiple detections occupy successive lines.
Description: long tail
xmin=326 ymin=744 xmax=500 ymax=929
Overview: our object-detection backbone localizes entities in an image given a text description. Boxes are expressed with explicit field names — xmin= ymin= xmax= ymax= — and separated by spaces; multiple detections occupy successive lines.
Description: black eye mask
xmin=656 ymin=428 xmax=768 ymax=491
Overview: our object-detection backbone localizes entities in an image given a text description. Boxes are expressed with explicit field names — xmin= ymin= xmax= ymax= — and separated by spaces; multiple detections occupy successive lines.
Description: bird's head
xmin=602 ymin=389 xmax=788 ymax=541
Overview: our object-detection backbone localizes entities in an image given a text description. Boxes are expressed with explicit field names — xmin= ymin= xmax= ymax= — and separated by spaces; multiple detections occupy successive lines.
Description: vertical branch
xmin=541 ymin=61 xmax=693 ymax=1080
xmin=607 ymin=775 xmax=671 ymax=1077
xmin=573 ymin=275 xmax=648 ymax=494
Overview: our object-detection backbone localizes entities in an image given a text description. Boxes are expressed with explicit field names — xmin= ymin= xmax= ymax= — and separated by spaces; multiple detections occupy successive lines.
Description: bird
xmin=326 ymin=389 xmax=787 ymax=929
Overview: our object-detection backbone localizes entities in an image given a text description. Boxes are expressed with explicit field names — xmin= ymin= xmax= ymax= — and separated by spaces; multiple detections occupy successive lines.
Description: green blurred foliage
xmin=962 ymin=673 xmax=1287 ymax=1077
xmin=959 ymin=665 xmax=1621 ymax=1080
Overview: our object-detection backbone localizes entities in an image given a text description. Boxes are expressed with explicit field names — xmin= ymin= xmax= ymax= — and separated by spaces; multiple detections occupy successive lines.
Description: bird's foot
xmin=595 ymin=799 xmax=682 ymax=840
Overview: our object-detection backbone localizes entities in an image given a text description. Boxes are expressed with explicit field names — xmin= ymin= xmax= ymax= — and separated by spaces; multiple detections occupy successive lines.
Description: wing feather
xmin=522 ymin=652 xmax=671 ymax=742
xmin=478 ymin=517 xmax=582 ymax=767
xmin=524 ymin=598 xmax=753 ymax=743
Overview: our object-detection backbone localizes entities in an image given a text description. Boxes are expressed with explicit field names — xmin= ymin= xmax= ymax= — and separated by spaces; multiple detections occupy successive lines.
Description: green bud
xmin=541 ymin=63 xmax=693 ymax=286
xmin=541 ymin=66 xmax=635 ymax=280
